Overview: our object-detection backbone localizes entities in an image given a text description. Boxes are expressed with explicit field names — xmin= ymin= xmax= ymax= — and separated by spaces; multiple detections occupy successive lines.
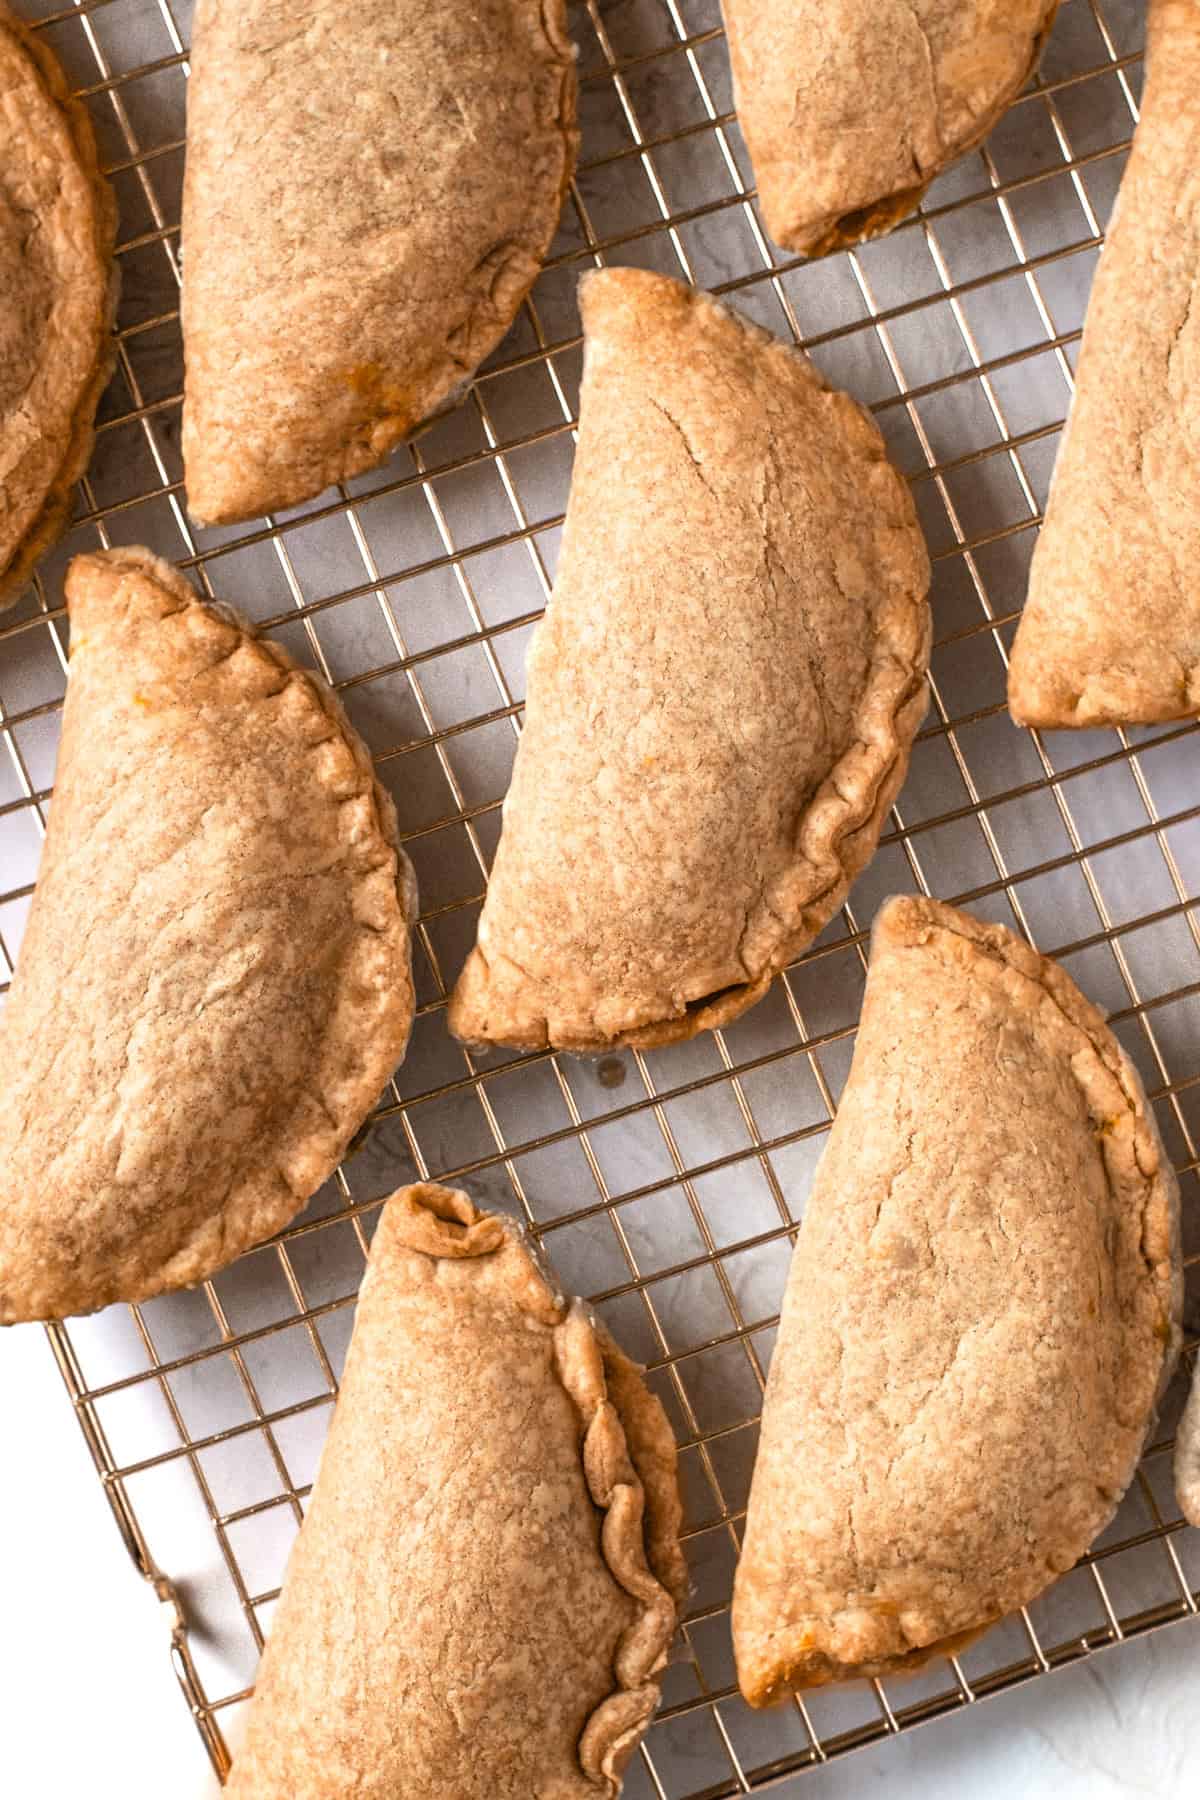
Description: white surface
xmin=0 ymin=1323 xmax=211 ymax=1800
xmin=3 ymin=1314 xmax=1198 ymax=1799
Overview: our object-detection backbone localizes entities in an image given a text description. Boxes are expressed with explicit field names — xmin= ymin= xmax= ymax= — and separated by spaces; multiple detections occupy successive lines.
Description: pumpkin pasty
xmin=449 ymin=268 xmax=930 ymax=1053
xmin=721 ymin=0 xmax=1060 ymax=256
xmin=733 ymin=896 xmax=1181 ymax=1702
xmin=224 ymin=1182 xmax=686 ymax=1800
xmin=0 ymin=3 xmax=117 ymax=607
xmin=0 ymin=548 xmax=416 ymax=1323
xmin=1009 ymin=0 xmax=1200 ymax=728
xmin=1176 ymin=1366 xmax=1200 ymax=1528
xmin=181 ymin=0 xmax=578 ymax=525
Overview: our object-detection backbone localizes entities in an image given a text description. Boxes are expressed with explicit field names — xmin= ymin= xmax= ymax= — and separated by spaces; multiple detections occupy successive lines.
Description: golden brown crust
xmin=0 ymin=547 xmax=416 ymax=1322
xmin=224 ymin=1183 xmax=684 ymax=1800
xmin=1009 ymin=0 xmax=1200 ymax=728
xmin=733 ymin=896 xmax=1181 ymax=1703
xmin=0 ymin=3 xmax=118 ymax=607
xmin=448 ymin=267 xmax=930 ymax=1053
xmin=722 ymin=0 xmax=1060 ymax=256
xmin=181 ymin=0 xmax=579 ymax=525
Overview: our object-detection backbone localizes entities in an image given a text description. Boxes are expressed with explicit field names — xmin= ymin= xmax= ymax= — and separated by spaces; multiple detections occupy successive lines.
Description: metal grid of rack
xmin=1 ymin=0 xmax=1198 ymax=1792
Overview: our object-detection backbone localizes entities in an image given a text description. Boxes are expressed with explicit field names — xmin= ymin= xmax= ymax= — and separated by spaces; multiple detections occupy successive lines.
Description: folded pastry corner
xmin=181 ymin=0 xmax=578 ymax=525
xmin=722 ymin=0 xmax=1059 ymax=257
xmin=733 ymin=895 xmax=1181 ymax=1702
xmin=0 ymin=3 xmax=118 ymax=608
xmin=224 ymin=1181 xmax=685 ymax=1800
xmin=449 ymin=267 xmax=930 ymax=1053
xmin=1009 ymin=0 xmax=1200 ymax=728
xmin=0 ymin=547 xmax=416 ymax=1322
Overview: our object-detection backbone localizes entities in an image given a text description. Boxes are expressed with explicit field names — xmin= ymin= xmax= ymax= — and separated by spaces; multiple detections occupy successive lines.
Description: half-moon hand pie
xmin=224 ymin=1182 xmax=686 ymax=1800
xmin=181 ymin=0 xmax=578 ymax=525
xmin=0 ymin=547 xmax=416 ymax=1322
xmin=449 ymin=267 xmax=931 ymax=1053
xmin=0 ymin=3 xmax=117 ymax=608
xmin=721 ymin=0 xmax=1060 ymax=256
xmin=1176 ymin=1363 xmax=1200 ymax=1528
xmin=1009 ymin=0 xmax=1200 ymax=728
xmin=733 ymin=895 xmax=1181 ymax=1701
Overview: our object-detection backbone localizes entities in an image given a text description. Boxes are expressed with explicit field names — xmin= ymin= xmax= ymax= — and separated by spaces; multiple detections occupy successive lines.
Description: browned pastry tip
xmin=449 ymin=265 xmax=931 ymax=1053
xmin=224 ymin=1181 xmax=685 ymax=1800
xmin=0 ymin=546 xmax=416 ymax=1322
xmin=181 ymin=0 xmax=579 ymax=525
xmin=0 ymin=3 xmax=118 ymax=608
xmin=733 ymin=895 xmax=1181 ymax=1702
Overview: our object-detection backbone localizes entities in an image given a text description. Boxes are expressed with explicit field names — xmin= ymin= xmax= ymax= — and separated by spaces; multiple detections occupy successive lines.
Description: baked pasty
xmin=1178 ymin=1376 xmax=1200 ymax=1527
xmin=0 ymin=548 xmax=416 ymax=1323
xmin=181 ymin=0 xmax=578 ymax=525
xmin=733 ymin=895 xmax=1181 ymax=1701
xmin=224 ymin=1182 xmax=685 ymax=1800
xmin=449 ymin=268 xmax=930 ymax=1053
xmin=0 ymin=3 xmax=117 ymax=607
xmin=722 ymin=1 xmax=1060 ymax=256
xmin=1177 ymin=1357 xmax=1200 ymax=1525
xmin=1009 ymin=0 xmax=1200 ymax=728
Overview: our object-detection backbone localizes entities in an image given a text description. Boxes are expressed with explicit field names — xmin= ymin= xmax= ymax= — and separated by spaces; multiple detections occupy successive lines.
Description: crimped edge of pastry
xmin=181 ymin=6 xmax=580 ymax=527
xmin=753 ymin=2 xmax=1062 ymax=259
xmin=16 ymin=546 xmax=420 ymax=1319
xmin=0 ymin=4 xmax=119 ymax=610
xmin=740 ymin=894 xmax=1182 ymax=1702
xmin=451 ymin=277 xmax=931 ymax=1055
xmin=383 ymin=1182 xmax=687 ymax=1794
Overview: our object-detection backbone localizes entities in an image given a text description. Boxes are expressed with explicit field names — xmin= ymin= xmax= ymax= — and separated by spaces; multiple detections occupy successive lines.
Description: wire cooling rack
xmin=2 ymin=0 xmax=1199 ymax=1792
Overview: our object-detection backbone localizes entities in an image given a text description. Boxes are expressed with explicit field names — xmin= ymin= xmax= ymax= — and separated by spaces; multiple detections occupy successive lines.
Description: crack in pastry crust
xmin=224 ymin=1183 xmax=685 ymax=1800
xmin=732 ymin=896 xmax=1182 ymax=1703
xmin=721 ymin=0 xmax=1060 ymax=257
xmin=1009 ymin=0 xmax=1200 ymax=728
xmin=180 ymin=0 xmax=579 ymax=525
xmin=449 ymin=268 xmax=931 ymax=1053
xmin=0 ymin=547 xmax=417 ymax=1322
xmin=0 ymin=3 xmax=117 ymax=608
